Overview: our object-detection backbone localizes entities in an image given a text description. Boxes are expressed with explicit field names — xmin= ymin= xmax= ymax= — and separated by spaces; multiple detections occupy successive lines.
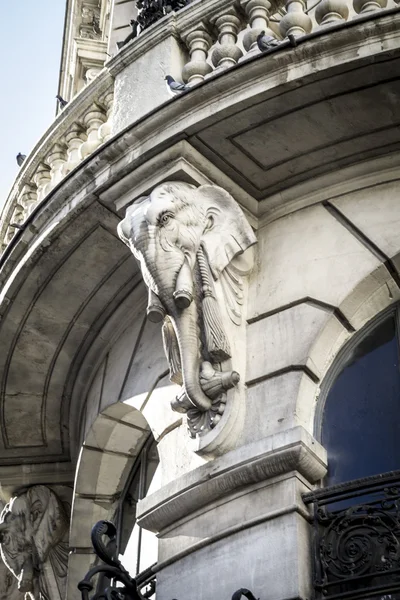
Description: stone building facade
xmin=0 ymin=1 xmax=399 ymax=600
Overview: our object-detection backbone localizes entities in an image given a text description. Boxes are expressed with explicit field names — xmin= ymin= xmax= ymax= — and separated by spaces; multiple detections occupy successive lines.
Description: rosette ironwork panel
xmin=303 ymin=471 xmax=400 ymax=600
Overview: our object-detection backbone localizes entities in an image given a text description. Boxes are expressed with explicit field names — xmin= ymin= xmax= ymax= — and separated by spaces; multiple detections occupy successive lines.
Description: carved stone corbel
xmin=118 ymin=182 xmax=257 ymax=452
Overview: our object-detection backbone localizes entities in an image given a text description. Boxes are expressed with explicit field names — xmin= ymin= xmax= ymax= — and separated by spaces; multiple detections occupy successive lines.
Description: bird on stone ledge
xmin=56 ymin=94 xmax=68 ymax=109
xmin=164 ymin=75 xmax=190 ymax=96
xmin=16 ymin=153 xmax=26 ymax=167
xmin=257 ymin=30 xmax=297 ymax=52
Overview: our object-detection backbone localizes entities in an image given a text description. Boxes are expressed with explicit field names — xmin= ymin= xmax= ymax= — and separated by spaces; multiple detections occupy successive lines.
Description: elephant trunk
xmin=172 ymin=301 xmax=212 ymax=412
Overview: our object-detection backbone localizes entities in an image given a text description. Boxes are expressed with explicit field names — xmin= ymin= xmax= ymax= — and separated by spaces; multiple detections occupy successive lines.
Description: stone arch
xmin=281 ymin=178 xmax=400 ymax=439
xmin=301 ymin=263 xmax=400 ymax=441
xmin=67 ymin=402 xmax=154 ymax=600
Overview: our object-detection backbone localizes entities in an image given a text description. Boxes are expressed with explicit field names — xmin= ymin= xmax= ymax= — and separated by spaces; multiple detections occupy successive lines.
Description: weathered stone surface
xmin=249 ymin=204 xmax=381 ymax=317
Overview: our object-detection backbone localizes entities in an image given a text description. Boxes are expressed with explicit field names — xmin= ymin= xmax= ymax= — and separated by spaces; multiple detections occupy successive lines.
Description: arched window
xmin=320 ymin=310 xmax=400 ymax=486
xmin=115 ymin=435 xmax=160 ymax=592
xmin=304 ymin=307 xmax=400 ymax=600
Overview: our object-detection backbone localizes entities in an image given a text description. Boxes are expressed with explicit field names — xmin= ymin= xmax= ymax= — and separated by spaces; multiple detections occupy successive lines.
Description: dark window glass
xmin=322 ymin=315 xmax=400 ymax=486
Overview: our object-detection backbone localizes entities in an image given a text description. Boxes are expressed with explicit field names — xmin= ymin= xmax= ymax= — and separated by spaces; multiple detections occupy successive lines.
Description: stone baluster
xmin=20 ymin=184 xmax=38 ymax=217
xmin=241 ymin=0 xmax=278 ymax=58
xmin=182 ymin=25 xmax=213 ymax=86
xmin=46 ymin=143 xmax=68 ymax=191
xmin=11 ymin=203 xmax=25 ymax=226
xmin=353 ymin=0 xmax=387 ymax=15
xmin=98 ymin=92 xmax=114 ymax=144
xmin=316 ymin=0 xmax=349 ymax=25
xmin=210 ymin=11 xmax=243 ymax=72
xmin=79 ymin=104 xmax=107 ymax=160
xmin=33 ymin=163 xmax=51 ymax=202
xmin=62 ymin=125 xmax=87 ymax=176
xmin=279 ymin=0 xmax=312 ymax=38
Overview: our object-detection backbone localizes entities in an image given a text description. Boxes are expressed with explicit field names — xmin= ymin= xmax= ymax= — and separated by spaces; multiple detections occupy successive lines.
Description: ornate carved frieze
xmin=80 ymin=3 xmax=102 ymax=39
xmin=118 ymin=182 xmax=256 ymax=443
xmin=0 ymin=486 xmax=70 ymax=600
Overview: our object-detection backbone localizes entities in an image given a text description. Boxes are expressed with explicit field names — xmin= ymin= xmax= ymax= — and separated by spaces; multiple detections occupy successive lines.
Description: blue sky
xmin=0 ymin=1 xmax=66 ymax=207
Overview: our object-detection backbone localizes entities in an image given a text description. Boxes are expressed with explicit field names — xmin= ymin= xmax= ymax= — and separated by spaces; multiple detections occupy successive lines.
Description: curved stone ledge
xmin=1 ymin=6 xmax=398 ymax=256
xmin=0 ymin=11 xmax=399 ymax=293
xmin=136 ymin=426 xmax=326 ymax=533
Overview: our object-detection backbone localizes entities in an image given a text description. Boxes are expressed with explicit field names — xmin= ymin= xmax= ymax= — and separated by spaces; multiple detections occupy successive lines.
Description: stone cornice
xmin=136 ymin=426 xmax=326 ymax=532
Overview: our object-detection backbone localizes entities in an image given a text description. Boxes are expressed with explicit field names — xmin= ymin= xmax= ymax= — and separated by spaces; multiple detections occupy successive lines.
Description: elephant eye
xmin=158 ymin=211 xmax=173 ymax=226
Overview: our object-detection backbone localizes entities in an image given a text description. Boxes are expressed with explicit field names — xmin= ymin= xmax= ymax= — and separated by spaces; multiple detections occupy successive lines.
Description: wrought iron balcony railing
xmin=303 ymin=471 xmax=400 ymax=600
xmin=78 ymin=520 xmax=259 ymax=600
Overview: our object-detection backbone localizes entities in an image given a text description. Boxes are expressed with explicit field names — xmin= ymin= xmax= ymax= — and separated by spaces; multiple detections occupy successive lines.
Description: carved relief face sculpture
xmin=118 ymin=182 xmax=256 ymax=440
xmin=0 ymin=486 xmax=69 ymax=600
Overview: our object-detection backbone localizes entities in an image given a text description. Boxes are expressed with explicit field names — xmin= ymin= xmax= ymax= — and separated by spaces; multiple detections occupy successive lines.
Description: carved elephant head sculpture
xmin=118 ymin=182 xmax=256 ymax=437
xmin=0 ymin=486 xmax=69 ymax=600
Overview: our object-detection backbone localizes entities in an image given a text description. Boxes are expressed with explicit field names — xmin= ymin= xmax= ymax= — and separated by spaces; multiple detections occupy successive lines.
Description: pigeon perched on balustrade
xmin=256 ymin=31 xmax=281 ymax=52
xmin=56 ymin=94 xmax=68 ymax=108
xmin=257 ymin=31 xmax=298 ymax=52
xmin=16 ymin=153 xmax=26 ymax=167
xmin=164 ymin=75 xmax=190 ymax=96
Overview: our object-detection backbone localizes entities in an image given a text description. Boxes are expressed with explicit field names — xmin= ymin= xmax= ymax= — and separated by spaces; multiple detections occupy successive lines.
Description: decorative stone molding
xmin=0 ymin=485 xmax=69 ymax=600
xmin=137 ymin=426 xmax=327 ymax=533
xmin=118 ymin=182 xmax=256 ymax=449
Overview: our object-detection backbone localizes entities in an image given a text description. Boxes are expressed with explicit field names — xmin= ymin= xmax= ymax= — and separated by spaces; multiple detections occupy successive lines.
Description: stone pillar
xmin=241 ymin=0 xmax=278 ymax=58
xmin=279 ymin=0 xmax=312 ymax=38
xmin=211 ymin=12 xmax=243 ymax=72
xmin=19 ymin=184 xmax=38 ymax=217
xmin=62 ymin=124 xmax=87 ymax=176
xmin=98 ymin=91 xmax=114 ymax=144
xmin=316 ymin=0 xmax=349 ymax=26
xmin=46 ymin=143 xmax=68 ymax=191
xmin=182 ymin=25 xmax=213 ymax=86
xmin=79 ymin=104 xmax=107 ymax=160
xmin=353 ymin=0 xmax=387 ymax=15
xmin=33 ymin=163 xmax=51 ymax=202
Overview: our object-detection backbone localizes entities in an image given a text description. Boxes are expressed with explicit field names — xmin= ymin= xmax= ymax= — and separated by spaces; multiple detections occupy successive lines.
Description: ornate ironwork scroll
xmin=303 ymin=471 xmax=400 ymax=600
xmin=77 ymin=521 xmax=152 ymax=600
xmin=136 ymin=0 xmax=192 ymax=32
xmin=78 ymin=521 xmax=259 ymax=600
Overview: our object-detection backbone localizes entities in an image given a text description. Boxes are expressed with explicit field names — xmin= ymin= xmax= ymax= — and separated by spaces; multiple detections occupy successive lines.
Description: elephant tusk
xmin=147 ymin=289 xmax=166 ymax=323
xmin=173 ymin=258 xmax=193 ymax=309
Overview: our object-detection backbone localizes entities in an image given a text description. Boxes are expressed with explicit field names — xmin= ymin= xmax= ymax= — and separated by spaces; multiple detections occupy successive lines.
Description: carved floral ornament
xmin=118 ymin=182 xmax=257 ymax=447
xmin=0 ymin=486 xmax=69 ymax=600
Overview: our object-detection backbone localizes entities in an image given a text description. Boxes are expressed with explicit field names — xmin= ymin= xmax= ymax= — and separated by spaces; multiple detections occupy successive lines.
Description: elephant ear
xmin=196 ymin=185 xmax=257 ymax=280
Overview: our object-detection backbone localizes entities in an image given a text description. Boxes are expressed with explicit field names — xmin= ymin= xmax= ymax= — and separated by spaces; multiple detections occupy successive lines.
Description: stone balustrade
xmin=0 ymin=71 xmax=114 ymax=253
xmin=1 ymin=0 xmax=396 ymax=254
